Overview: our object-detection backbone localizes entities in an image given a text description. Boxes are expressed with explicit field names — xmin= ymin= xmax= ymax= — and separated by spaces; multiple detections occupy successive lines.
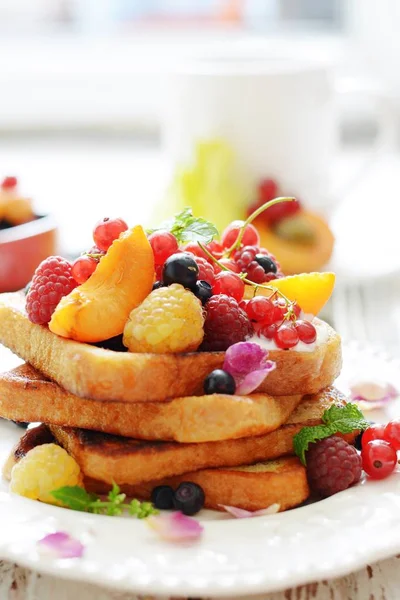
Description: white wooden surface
xmin=2 ymin=556 xmax=400 ymax=600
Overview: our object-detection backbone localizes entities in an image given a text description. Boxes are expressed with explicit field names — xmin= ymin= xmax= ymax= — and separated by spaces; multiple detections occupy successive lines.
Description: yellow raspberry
xmin=10 ymin=444 xmax=83 ymax=505
xmin=123 ymin=283 xmax=204 ymax=353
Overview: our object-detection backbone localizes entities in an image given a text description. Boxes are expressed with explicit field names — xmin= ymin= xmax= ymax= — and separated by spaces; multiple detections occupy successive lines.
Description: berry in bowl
xmin=0 ymin=177 xmax=57 ymax=293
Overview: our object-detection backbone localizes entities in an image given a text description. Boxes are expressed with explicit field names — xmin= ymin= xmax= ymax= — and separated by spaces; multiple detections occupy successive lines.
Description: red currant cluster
xmin=72 ymin=217 xmax=128 ymax=284
xmin=247 ymin=178 xmax=301 ymax=225
xmin=240 ymin=295 xmax=316 ymax=349
xmin=360 ymin=421 xmax=400 ymax=480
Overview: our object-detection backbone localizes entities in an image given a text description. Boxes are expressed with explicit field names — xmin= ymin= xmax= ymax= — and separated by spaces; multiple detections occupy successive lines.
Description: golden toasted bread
xmin=0 ymin=292 xmax=342 ymax=401
xmin=0 ymin=364 xmax=304 ymax=442
xmin=3 ymin=425 xmax=309 ymax=512
xmin=48 ymin=387 xmax=351 ymax=485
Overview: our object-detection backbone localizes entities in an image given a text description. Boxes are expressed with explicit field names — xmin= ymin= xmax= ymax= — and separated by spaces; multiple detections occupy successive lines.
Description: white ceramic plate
xmin=0 ymin=342 xmax=400 ymax=597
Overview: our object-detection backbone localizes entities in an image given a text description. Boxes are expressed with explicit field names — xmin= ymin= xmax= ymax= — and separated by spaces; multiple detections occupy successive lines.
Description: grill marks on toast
xmin=0 ymin=292 xmax=342 ymax=401
xmin=49 ymin=387 xmax=349 ymax=485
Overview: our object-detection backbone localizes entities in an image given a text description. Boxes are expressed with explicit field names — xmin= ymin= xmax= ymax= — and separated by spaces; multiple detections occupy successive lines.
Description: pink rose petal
xmin=38 ymin=532 xmax=84 ymax=559
xmin=147 ymin=512 xmax=203 ymax=542
xmin=219 ymin=504 xmax=280 ymax=518
xmin=350 ymin=381 xmax=398 ymax=407
xmin=223 ymin=342 xmax=276 ymax=395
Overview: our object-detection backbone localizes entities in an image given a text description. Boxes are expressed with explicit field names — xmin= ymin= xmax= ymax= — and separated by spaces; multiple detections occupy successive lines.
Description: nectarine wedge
xmin=49 ymin=226 xmax=154 ymax=342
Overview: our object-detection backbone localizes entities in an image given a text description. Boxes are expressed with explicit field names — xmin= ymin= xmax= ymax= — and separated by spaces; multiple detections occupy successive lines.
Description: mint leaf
xmin=147 ymin=208 xmax=218 ymax=244
xmin=293 ymin=403 xmax=369 ymax=465
xmin=50 ymin=486 xmax=97 ymax=511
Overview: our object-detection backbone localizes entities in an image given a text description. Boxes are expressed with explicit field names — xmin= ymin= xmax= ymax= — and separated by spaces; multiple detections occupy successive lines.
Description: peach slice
xmin=244 ymin=272 xmax=335 ymax=315
xmin=49 ymin=225 xmax=154 ymax=342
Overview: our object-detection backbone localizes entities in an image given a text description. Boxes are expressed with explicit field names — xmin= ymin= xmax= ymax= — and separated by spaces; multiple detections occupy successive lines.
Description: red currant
xmin=239 ymin=299 xmax=248 ymax=311
xmin=148 ymin=231 xmax=179 ymax=266
xmin=221 ymin=221 xmax=260 ymax=249
xmin=361 ymin=423 xmax=386 ymax=448
xmin=384 ymin=420 xmax=400 ymax=450
xmin=212 ymin=271 xmax=245 ymax=303
xmin=260 ymin=322 xmax=278 ymax=339
xmin=246 ymin=297 xmax=275 ymax=323
xmin=272 ymin=298 xmax=287 ymax=322
xmin=294 ymin=320 xmax=317 ymax=344
xmin=274 ymin=322 xmax=299 ymax=349
xmin=71 ymin=256 xmax=98 ymax=284
xmin=292 ymin=302 xmax=301 ymax=318
xmin=183 ymin=242 xmax=209 ymax=261
xmin=246 ymin=179 xmax=279 ymax=218
xmin=93 ymin=217 xmax=128 ymax=251
xmin=214 ymin=258 xmax=241 ymax=274
xmin=207 ymin=241 xmax=223 ymax=260
xmin=1 ymin=176 xmax=17 ymax=190
xmin=362 ymin=440 xmax=397 ymax=480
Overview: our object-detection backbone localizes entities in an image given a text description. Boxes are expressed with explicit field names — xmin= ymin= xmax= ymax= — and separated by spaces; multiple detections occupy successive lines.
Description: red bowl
xmin=0 ymin=215 xmax=58 ymax=293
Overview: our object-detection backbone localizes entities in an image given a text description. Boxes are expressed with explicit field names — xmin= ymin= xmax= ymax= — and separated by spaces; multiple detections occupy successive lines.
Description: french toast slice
xmin=3 ymin=425 xmax=309 ymax=512
xmin=0 ymin=364 xmax=304 ymax=442
xmin=0 ymin=292 xmax=342 ymax=401
xmin=48 ymin=387 xmax=351 ymax=485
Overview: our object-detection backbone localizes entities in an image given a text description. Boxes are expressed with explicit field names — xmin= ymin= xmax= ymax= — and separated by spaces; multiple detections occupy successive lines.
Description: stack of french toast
xmin=0 ymin=206 xmax=347 ymax=513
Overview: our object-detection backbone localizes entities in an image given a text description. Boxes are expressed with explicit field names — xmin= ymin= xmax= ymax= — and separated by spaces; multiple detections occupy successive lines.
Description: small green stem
xmin=226 ymin=196 xmax=295 ymax=257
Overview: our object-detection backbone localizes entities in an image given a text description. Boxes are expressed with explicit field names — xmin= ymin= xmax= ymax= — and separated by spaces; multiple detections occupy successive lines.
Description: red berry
xmin=148 ymin=231 xmax=178 ymax=266
xmin=71 ymin=256 xmax=98 ymax=284
xmin=306 ymin=436 xmax=362 ymax=497
xmin=93 ymin=217 xmax=128 ymax=252
xmin=207 ymin=241 xmax=223 ymax=260
xmin=246 ymin=178 xmax=279 ymax=217
xmin=239 ymin=299 xmax=248 ymax=311
xmin=362 ymin=423 xmax=386 ymax=448
xmin=155 ymin=263 xmax=163 ymax=281
xmin=384 ymin=420 xmax=400 ymax=450
xmin=194 ymin=256 xmax=215 ymax=285
xmin=221 ymin=221 xmax=260 ymax=249
xmin=202 ymin=295 xmax=253 ymax=351
xmin=215 ymin=258 xmax=241 ymax=274
xmin=292 ymin=302 xmax=301 ymax=318
xmin=183 ymin=242 xmax=209 ymax=261
xmin=294 ymin=320 xmax=317 ymax=344
xmin=1 ymin=176 xmax=18 ymax=190
xmin=362 ymin=440 xmax=397 ymax=480
xmin=274 ymin=322 xmax=299 ymax=349
xmin=212 ymin=271 xmax=244 ymax=302
xmin=272 ymin=298 xmax=287 ymax=322
xmin=246 ymin=297 xmax=275 ymax=323
xmin=87 ymin=245 xmax=105 ymax=259
xmin=257 ymin=190 xmax=301 ymax=226
xmin=234 ymin=245 xmax=282 ymax=284
xmin=26 ymin=256 xmax=77 ymax=325
xmin=259 ymin=322 xmax=278 ymax=339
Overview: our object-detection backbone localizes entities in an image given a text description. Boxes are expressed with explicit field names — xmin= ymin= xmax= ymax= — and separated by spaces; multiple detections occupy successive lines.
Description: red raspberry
xmin=26 ymin=256 xmax=77 ymax=325
xmin=306 ymin=436 xmax=362 ymax=497
xmin=201 ymin=294 xmax=253 ymax=351
xmin=194 ymin=256 xmax=215 ymax=285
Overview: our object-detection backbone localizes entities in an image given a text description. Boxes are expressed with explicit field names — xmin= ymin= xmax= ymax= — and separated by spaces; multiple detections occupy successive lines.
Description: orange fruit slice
xmin=49 ymin=225 xmax=154 ymax=342
xmin=244 ymin=272 xmax=335 ymax=315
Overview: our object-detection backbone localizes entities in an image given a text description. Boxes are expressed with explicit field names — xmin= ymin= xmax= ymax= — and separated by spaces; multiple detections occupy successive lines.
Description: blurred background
xmin=1 ymin=0 xmax=400 ymax=348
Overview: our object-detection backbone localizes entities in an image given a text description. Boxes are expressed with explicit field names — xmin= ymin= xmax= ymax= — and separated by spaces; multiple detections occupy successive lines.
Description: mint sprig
xmin=147 ymin=207 xmax=218 ymax=244
xmin=293 ymin=403 xmax=369 ymax=465
xmin=50 ymin=483 xmax=158 ymax=518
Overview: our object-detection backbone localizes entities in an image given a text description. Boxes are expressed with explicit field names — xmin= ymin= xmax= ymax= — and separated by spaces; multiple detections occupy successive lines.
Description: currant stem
xmin=226 ymin=196 xmax=295 ymax=257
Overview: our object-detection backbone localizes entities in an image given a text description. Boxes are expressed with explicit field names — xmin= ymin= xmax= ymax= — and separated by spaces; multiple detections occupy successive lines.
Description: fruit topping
xmin=247 ymin=179 xmax=301 ymax=226
xmin=151 ymin=485 xmax=175 ymax=510
xmin=244 ymin=271 xmax=335 ymax=316
xmin=93 ymin=217 xmax=128 ymax=251
xmin=194 ymin=280 xmax=213 ymax=305
xmin=254 ymin=254 xmax=277 ymax=274
xmin=234 ymin=245 xmax=282 ymax=284
xmin=203 ymin=369 xmax=236 ymax=395
xmin=123 ymin=283 xmax=204 ymax=353
xmin=361 ymin=423 xmax=386 ymax=448
xmin=246 ymin=297 xmax=275 ymax=324
xmin=1 ymin=176 xmax=18 ymax=190
xmin=294 ymin=320 xmax=317 ymax=344
xmin=201 ymin=294 xmax=253 ymax=352
xmin=162 ymin=253 xmax=199 ymax=289
xmin=148 ymin=230 xmax=179 ymax=266
xmin=222 ymin=341 xmax=276 ymax=395
xmin=383 ymin=420 xmax=400 ymax=450
xmin=306 ymin=436 xmax=362 ymax=497
xmin=212 ymin=271 xmax=245 ymax=302
xmin=10 ymin=443 xmax=82 ymax=505
xmin=49 ymin=226 xmax=154 ymax=343
xmin=362 ymin=440 xmax=397 ymax=480
xmin=221 ymin=220 xmax=260 ymax=249
xmin=273 ymin=322 xmax=299 ymax=349
xmin=71 ymin=255 xmax=98 ymax=284
xmin=173 ymin=482 xmax=205 ymax=516
xmin=26 ymin=256 xmax=78 ymax=325
xmin=193 ymin=256 xmax=215 ymax=285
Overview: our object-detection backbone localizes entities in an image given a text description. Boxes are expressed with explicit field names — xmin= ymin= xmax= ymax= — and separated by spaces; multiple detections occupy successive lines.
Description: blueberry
xmin=163 ymin=253 xmax=199 ymax=289
xmin=354 ymin=431 xmax=363 ymax=451
xmin=173 ymin=482 xmax=205 ymax=516
xmin=204 ymin=369 xmax=236 ymax=395
xmin=194 ymin=280 xmax=212 ymax=305
xmin=13 ymin=421 xmax=29 ymax=428
xmin=151 ymin=485 xmax=175 ymax=510
xmin=255 ymin=254 xmax=277 ymax=274
xmin=152 ymin=281 xmax=164 ymax=291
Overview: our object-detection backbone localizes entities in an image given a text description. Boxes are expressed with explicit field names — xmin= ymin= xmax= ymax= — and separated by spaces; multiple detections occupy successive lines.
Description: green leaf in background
xmin=50 ymin=486 xmax=97 ymax=511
